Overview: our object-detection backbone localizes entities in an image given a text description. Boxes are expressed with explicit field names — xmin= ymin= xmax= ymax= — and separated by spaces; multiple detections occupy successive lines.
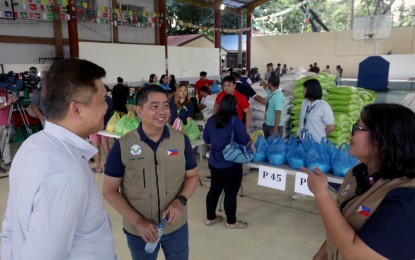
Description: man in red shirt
xmin=194 ymin=71 xmax=214 ymax=102
xmin=214 ymin=75 xmax=251 ymax=129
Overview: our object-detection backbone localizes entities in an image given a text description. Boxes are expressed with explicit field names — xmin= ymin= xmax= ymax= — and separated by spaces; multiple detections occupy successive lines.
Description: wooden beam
xmin=175 ymin=0 xmax=243 ymax=15
xmin=111 ymin=0 xmax=119 ymax=42
xmin=0 ymin=35 xmax=69 ymax=45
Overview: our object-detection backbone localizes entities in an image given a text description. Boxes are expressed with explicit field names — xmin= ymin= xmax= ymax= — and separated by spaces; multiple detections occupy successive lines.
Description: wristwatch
xmin=176 ymin=195 xmax=187 ymax=206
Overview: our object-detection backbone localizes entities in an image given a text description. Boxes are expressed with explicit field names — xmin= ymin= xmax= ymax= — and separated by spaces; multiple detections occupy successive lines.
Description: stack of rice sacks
xmin=327 ymin=86 xmax=377 ymax=146
xmin=249 ymin=82 xmax=267 ymax=131
xmin=290 ymin=73 xmax=335 ymax=136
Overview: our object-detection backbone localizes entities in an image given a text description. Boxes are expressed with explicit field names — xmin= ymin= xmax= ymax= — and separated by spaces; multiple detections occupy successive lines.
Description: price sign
xmin=294 ymin=172 xmax=314 ymax=197
xmin=257 ymin=165 xmax=287 ymax=191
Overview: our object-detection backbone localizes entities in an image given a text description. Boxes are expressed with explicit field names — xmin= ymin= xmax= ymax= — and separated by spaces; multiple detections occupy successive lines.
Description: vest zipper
xmin=142 ymin=169 xmax=146 ymax=188
xmin=154 ymin=152 xmax=161 ymax=222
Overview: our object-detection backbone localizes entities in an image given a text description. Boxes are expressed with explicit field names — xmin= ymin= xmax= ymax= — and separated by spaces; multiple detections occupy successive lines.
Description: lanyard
xmin=265 ymin=90 xmax=279 ymax=111
xmin=303 ymin=102 xmax=317 ymax=127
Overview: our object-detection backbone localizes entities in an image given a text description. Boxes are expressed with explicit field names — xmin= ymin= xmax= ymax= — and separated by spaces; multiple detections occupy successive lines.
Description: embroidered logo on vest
xmin=340 ymin=183 xmax=351 ymax=196
xmin=357 ymin=205 xmax=371 ymax=217
xmin=130 ymin=144 xmax=142 ymax=156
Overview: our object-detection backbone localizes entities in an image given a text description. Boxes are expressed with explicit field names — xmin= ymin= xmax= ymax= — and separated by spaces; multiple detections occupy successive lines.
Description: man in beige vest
xmin=103 ymin=84 xmax=199 ymax=260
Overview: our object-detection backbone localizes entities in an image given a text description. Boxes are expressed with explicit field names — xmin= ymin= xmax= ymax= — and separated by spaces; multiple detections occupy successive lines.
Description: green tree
xmin=167 ymin=0 xmax=213 ymax=35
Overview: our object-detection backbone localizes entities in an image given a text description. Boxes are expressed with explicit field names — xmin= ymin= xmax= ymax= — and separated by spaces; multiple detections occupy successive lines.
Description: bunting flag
xmin=0 ymin=0 xmax=166 ymax=28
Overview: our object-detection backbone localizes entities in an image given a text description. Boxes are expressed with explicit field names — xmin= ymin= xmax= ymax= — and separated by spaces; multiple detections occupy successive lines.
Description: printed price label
xmin=257 ymin=165 xmax=287 ymax=191
xmin=294 ymin=172 xmax=314 ymax=197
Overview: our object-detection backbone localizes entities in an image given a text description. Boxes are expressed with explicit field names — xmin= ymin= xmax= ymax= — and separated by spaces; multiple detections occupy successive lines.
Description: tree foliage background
xmin=167 ymin=0 xmax=415 ymax=37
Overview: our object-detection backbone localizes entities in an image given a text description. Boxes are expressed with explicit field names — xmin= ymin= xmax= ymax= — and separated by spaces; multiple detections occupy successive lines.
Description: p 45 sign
xmin=257 ymin=165 xmax=287 ymax=191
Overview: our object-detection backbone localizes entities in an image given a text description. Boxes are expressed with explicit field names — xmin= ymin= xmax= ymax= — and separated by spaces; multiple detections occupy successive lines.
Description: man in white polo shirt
xmin=1 ymin=59 xmax=116 ymax=260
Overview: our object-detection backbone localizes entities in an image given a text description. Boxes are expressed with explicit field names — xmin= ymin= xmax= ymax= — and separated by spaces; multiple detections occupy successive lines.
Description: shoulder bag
xmin=222 ymin=117 xmax=254 ymax=164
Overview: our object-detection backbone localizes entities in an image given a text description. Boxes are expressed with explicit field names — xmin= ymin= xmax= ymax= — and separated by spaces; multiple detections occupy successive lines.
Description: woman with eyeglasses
xmin=304 ymin=103 xmax=415 ymax=260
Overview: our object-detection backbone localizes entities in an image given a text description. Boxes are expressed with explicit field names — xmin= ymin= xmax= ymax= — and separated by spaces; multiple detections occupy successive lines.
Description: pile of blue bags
xmin=252 ymin=133 xmax=359 ymax=177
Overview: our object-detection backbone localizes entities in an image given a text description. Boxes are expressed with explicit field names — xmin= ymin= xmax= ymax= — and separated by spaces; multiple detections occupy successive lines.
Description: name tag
xmin=257 ymin=165 xmax=287 ymax=191
xmin=294 ymin=172 xmax=314 ymax=197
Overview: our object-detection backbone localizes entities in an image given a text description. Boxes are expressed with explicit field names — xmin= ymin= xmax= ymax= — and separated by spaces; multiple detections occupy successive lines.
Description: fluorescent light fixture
xmin=220 ymin=4 xmax=225 ymax=10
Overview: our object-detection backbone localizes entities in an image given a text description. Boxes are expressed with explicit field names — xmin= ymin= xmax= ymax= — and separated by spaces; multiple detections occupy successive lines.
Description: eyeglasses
xmin=351 ymin=122 xmax=370 ymax=136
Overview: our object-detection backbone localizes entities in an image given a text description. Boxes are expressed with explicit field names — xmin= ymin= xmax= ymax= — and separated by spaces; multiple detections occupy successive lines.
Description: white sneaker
xmin=291 ymin=192 xmax=304 ymax=200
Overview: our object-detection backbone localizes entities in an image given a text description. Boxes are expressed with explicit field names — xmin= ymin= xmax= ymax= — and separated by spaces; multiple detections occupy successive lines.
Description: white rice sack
xmin=280 ymin=80 xmax=296 ymax=95
xmin=249 ymin=98 xmax=266 ymax=112
xmin=251 ymin=110 xmax=265 ymax=121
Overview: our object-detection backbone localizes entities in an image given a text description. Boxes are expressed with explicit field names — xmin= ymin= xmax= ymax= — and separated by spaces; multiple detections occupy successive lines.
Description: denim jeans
xmin=124 ymin=223 xmax=189 ymax=260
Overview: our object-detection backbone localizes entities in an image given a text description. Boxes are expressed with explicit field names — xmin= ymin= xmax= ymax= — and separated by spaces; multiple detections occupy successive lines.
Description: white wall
xmin=0 ymin=43 xmax=70 ymax=64
xmin=79 ymin=42 xmax=220 ymax=85
xmin=381 ymin=54 xmax=415 ymax=80
xmin=252 ymin=27 xmax=415 ymax=79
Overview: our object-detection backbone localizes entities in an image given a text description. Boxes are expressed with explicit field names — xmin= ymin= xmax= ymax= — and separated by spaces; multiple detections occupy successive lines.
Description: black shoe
xmin=88 ymin=158 xmax=95 ymax=163
xmin=204 ymin=176 xmax=211 ymax=181
xmin=4 ymin=161 xmax=12 ymax=167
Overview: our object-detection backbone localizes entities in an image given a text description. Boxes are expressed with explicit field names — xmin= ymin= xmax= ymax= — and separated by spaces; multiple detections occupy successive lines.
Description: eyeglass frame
xmin=351 ymin=122 xmax=370 ymax=136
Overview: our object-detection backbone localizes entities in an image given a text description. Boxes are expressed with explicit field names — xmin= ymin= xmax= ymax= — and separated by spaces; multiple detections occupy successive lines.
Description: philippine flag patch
xmin=167 ymin=149 xmax=179 ymax=156
xmin=357 ymin=205 xmax=371 ymax=217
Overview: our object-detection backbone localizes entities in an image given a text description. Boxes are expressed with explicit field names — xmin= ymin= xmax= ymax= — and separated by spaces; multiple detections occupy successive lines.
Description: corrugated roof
xmin=221 ymin=35 xmax=246 ymax=51
xmin=167 ymin=34 xmax=204 ymax=46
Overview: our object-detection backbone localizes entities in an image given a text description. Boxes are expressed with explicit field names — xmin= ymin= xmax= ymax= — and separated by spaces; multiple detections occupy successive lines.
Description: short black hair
xmin=159 ymin=74 xmax=167 ymax=84
xmin=268 ymin=71 xmax=280 ymax=87
xmin=231 ymin=72 xmax=241 ymax=79
xmin=200 ymin=71 xmax=207 ymax=76
xmin=42 ymin=59 xmax=106 ymax=120
xmin=136 ymin=84 xmax=167 ymax=106
xmin=200 ymin=86 xmax=209 ymax=93
xmin=214 ymin=94 xmax=238 ymax=128
xmin=267 ymin=63 xmax=273 ymax=67
xmin=241 ymin=69 xmax=247 ymax=75
xmin=222 ymin=75 xmax=235 ymax=85
xmin=303 ymin=79 xmax=322 ymax=100
xmin=117 ymin=77 xmax=123 ymax=83
xmin=361 ymin=103 xmax=415 ymax=179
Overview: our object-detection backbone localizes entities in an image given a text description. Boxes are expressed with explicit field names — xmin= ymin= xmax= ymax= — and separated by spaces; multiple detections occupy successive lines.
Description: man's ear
xmin=68 ymin=101 xmax=82 ymax=119
xmin=135 ymin=105 xmax=142 ymax=117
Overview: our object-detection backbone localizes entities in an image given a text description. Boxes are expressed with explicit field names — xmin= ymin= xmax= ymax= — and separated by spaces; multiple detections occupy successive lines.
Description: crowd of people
xmin=1 ymin=59 xmax=415 ymax=260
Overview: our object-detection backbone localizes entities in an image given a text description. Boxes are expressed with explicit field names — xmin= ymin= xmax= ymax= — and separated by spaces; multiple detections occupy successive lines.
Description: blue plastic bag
xmin=300 ymin=133 xmax=316 ymax=153
xmin=331 ymin=143 xmax=359 ymax=177
xmin=210 ymin=83 xmax=220 ymax=94
xmin=306 ymin=141 xmax=331 ymax=173
xmin=252 ymin=135 xmax=268 ymax=162
xmin=266 ymin=136 xmax=286 ymax=165
xmin=320 ymin=137 xmax=336 ymax=158
xmin=286 ymin=139 xmax=306 ymax=169
xmin=285 ymin=134 xmax=296 ymax=154
xmin=266 ymin=134 xmax=276 ymax=145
